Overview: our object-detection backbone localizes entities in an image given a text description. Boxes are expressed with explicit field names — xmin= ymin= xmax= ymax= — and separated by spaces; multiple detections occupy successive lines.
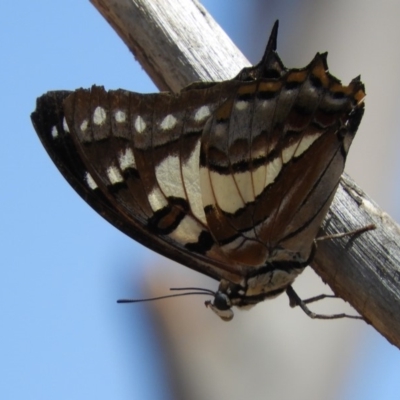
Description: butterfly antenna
xmin=117 ymin=287 xmax=215 ymax=304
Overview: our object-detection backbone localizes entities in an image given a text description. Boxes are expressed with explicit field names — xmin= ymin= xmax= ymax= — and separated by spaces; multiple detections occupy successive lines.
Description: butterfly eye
xmin=213 ymin=292 xmax=232 ymax=310
xmin=205 ymin=293 xmax=234 ymax=322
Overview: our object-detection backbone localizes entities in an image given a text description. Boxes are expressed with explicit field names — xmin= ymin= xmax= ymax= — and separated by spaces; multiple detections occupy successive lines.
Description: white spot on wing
xmin=134 ymin=116 xmax=146 ymax=133
xmin=182 ymin=140 xmax=207 ymax=224
xmin=118 ymin=148 xmax=136 ymax=170
xmin=168 ymin=215 xmax=204 ymax=244
xmin=63 ymin=118 xmax=70 ymax=133
xmin=155 ymin=155 xmax=186 ymax=199
xmin=160 ymin=114 xmax=177 ymax=130
xmin=106 ymin=165 xmax=123 ymax=185
xmin=148 ymin=187 xmax=168 ymax=212
xmin=282 ymin=142 xmax=297 ymax=164
xmin=252 ymin=164 xmax=267 ymax=197
xmin=251 ymin=147 xmax=269 ymax=160
xmin=265 ymin=157 xmax=282 ymax=188
xmin=85 ymin=172 xmax=98 ymax=190
xmin=233 ymin=170 xmax=254 ymax=203
xmin=200 ymin=166 xmax=214 ymax=208
xmin=235 ymin=100 xmax=248 ymax=111
xmin=210 ymin=171 xmax=245 ymax=213
xmin=51 ymin=126 xmax=58 ymax=138
xmin=282 ymin=133 xmax=322 ymax=163
xmin=294 ymin=133 xmax=322 ymax=158
xmin=194 ymin=106 xmax=211 ymax=122
xmin=114 ymin=110 xmax=126 ymax=123
xmin=93 ymin=106 xmax=106 ymax=125
xmin=80 ymin=119 xmax=88 ymax=132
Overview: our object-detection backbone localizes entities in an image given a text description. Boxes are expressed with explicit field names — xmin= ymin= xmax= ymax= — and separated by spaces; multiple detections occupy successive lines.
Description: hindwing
xmin=200 ymin=54 xmax=365 ymax=269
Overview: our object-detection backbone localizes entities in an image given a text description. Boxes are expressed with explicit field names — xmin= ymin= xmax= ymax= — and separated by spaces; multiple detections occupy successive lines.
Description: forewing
xmin=31 ymin=84 xmax=245 ymax=283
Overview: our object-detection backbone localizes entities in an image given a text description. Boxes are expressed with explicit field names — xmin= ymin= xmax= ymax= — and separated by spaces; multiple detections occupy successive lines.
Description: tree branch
xmin=90 ymin=0 xmax=400 ymax=348
xmin=90 ymin=0 xmax=249 ymax=91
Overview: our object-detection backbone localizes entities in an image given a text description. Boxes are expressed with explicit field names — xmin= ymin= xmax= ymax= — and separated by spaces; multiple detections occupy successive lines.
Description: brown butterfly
xmin=31 ymin=21 xmax=365 ymax=321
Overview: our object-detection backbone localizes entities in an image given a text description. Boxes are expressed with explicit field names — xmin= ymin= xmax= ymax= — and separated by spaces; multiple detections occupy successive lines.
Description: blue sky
xmin=2 ymin=1 xmax=400 ymax=399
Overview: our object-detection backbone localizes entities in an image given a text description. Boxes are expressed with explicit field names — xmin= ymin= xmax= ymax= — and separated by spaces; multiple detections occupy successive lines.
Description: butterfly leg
xmin=285 ymin=285 xmax=362 ymax=320
xmin=300 ymin=293 xmax=337 ymax=304
xmin=315 ymin=223 xmax=375 ymax=243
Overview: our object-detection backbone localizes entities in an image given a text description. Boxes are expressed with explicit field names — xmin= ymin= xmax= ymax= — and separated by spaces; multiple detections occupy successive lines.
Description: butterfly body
xmin=32 ymin=22 xmax=365 ymax=320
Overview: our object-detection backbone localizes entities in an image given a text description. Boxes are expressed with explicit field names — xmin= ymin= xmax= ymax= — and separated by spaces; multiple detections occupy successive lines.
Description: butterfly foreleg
xmin=285 ymin=285 xmax=362 ymax=320
xmin=315 ymin=224 xmax=375 ymax=243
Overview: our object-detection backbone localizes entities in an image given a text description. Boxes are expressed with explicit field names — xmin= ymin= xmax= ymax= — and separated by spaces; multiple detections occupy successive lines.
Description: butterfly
xmin=31 ymin=21 xmax=365 ymax=321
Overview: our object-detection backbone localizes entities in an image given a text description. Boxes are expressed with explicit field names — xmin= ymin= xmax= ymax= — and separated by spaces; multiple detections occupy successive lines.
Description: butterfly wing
xmin=32 ymin=84 xmax=249 ymax=283
xmin=32 ymin=23 xmax=365 ymax=287
xmin=200 ymin=54 xmax=365 ymax=269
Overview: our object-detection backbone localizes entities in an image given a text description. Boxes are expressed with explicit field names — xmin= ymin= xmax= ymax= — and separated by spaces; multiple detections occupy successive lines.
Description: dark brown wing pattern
xmin=32 ymin=84 xmax=242 ymax=283
xmin=31 ymin=22 xmax=365 ymax=290
xmin=200 ymin=53 xmax=365 ymax=274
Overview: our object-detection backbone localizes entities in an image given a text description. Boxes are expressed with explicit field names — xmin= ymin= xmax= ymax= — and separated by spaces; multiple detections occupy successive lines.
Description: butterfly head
xmin=205 ymin=279 xmax=235 ymax=321
xmin=117 ymin=285 xmax=236 ymax=321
